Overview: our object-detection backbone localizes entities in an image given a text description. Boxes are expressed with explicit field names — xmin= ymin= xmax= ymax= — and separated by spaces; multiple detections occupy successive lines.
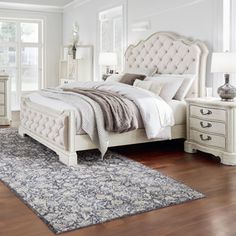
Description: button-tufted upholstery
xmin=21 ymin=102 xmax=68 ymax=150
xmin=125 ymin=33 xmax=200 ymax=75
xmin=124 ymin=32 xmax=207 ymax=97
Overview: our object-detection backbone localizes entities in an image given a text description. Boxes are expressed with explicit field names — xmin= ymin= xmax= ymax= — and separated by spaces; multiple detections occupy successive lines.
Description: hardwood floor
xmin=1 ymin=112 xmax=236 ymax=236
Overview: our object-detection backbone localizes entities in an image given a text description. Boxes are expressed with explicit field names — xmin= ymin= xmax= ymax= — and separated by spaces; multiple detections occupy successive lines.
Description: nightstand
xmin=184 ymin=97 xmax=236 ymax=165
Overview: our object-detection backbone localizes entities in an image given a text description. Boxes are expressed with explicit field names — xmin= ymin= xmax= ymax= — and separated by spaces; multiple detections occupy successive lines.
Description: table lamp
xmin=211 ymin=52 xmax=236 ymax=101
xmin=99 ymin=52 xmax=117 ymax=74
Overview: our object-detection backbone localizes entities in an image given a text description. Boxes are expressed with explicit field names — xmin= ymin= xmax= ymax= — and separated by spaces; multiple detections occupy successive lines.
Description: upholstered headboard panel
xmin=124 ymin=32 xmax=209 ymax=97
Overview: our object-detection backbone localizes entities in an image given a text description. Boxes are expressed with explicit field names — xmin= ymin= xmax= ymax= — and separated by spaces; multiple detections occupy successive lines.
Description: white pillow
xmin=156 ymin=74 xmax=195 ymax=100
xmin=124 ymin=66 xmax=157 ymax=76
xmin=133 ymin=79 xmax=163 ymax=96
xmin=133 ymin=79 xmax=152 ymax=90
xmin=105 ymin=74 xmax=123 ymax=82
xmin=149 ymin=82 xmax=163 ymax=96
xmin=145 ymin=77 xmax=184 ymax=102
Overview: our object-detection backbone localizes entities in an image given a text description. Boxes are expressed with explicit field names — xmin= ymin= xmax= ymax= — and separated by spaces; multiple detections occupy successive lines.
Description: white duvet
xmin=29 ymin=81 xmax=175 ymax=155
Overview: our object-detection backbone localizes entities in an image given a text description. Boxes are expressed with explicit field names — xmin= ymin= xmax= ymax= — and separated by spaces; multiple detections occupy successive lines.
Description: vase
xmin=72 ymin=46 xmax=76 ymax=59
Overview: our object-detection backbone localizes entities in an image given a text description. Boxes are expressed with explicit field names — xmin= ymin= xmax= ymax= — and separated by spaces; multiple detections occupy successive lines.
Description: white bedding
xmin=168 ymin=100 xmax=186 ymax=125
xmin=27 ymin=81 xmax=178 ymax=154
xmin=29 ymin=91 xmax=186 ymax=127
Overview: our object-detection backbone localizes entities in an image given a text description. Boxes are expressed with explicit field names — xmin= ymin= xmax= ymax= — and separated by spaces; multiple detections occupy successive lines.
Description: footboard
xmin=19 ymin=96 xmax=77 ymax=166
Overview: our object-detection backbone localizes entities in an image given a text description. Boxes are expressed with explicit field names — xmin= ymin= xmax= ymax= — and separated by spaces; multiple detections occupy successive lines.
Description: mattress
xmin=168 ymin=100 xmax=186 ymax=125
xmin=28 ymin=93 xmax=186 ymax=134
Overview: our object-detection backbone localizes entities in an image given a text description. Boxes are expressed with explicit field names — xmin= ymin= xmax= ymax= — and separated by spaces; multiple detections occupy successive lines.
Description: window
xmin=99 ymin=6 xmax=125 ymax=75
xmin=0 ymin=19 xmax=43 ymax=110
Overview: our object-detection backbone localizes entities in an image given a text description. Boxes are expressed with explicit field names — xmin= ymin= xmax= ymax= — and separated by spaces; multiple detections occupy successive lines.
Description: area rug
xmin=0 ymin=128 xmax=204 ymax=234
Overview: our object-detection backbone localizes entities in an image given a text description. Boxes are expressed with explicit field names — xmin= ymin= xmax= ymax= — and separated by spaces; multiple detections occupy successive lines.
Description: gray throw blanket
xmin=63 ymin=88 xmax=138 ymax=133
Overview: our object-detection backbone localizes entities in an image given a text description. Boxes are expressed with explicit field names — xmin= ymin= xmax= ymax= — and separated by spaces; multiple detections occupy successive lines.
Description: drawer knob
xmin=200 ymin=134 xmax=212 ymax=141
xmin=200 ymin=121 xmax=212 ymax=128
xmin=200 ymin=109 xmax=212 ymax=115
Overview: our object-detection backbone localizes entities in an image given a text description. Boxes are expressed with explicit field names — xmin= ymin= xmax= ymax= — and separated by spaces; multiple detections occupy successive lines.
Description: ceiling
xmin=0 ymin=0 xmax=74 ymax=7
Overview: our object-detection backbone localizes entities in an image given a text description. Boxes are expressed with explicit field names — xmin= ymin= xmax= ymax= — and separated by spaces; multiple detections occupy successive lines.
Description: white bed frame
xmin=18 ymin=32 xmax=209 ymax=166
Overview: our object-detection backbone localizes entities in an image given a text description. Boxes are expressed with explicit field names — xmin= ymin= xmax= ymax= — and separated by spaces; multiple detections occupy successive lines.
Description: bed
xmin=18 ymin=32 xmax=209 ymax=166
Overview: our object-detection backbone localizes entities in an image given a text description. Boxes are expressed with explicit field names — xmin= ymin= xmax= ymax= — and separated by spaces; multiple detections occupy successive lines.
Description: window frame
xmin=99 ymin=6 xmax=123 ymax=71
xmin=0 ymin=17 xmax=44 ymax=110
xmin=97 ymin=2 xmax=127 ymax=80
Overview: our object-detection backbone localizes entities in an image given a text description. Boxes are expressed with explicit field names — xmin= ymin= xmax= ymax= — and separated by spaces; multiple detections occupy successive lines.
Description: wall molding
xmin=132 ymin=0 xmax=206 ymax=22
xmin=63 ymin=0 xmax=91 ymax=12
xmin=0 ymin=1 xmax=63 ymax=13
xmin=0 ymin=0 xmax=91 ymax=13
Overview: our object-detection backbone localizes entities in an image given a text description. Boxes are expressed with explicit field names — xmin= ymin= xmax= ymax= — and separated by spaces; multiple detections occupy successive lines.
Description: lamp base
xmin=217 ymin=74 xmax=236 ymax=102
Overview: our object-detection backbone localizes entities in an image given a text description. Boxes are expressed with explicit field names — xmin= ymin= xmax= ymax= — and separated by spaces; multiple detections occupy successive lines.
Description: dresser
xmin=0 ymin=75 xmax=11 ymax=125
xmin=185 ymin=97 xmax=236 ymax=165
xmin=59 ymin=45 xmax=94 ymax=83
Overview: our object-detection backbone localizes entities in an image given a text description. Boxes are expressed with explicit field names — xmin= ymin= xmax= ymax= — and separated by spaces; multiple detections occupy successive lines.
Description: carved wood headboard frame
xmin=124 ymin=32 xmax=209 ymax=97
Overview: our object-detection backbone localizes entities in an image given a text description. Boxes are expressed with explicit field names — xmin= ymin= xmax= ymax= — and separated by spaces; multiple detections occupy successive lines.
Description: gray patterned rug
xmin=0 ymin=128 xmax=204 ymax=234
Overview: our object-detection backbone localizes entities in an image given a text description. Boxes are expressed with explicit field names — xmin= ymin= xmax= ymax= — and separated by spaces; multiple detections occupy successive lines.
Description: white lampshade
xmin=211 ymin=52 xmax=236 ymax=73
xmin=99 ymin=52 xmax=117 ymax=66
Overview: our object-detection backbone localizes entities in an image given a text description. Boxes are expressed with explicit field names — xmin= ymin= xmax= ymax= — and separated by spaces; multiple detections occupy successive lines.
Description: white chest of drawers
xmin=184 ymin=97 xmax=236 ymax=165
xmin=0 ymin=75 xmax=11 ymax=125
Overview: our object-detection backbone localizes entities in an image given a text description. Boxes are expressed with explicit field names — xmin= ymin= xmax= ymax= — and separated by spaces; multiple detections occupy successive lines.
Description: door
xmin=0 ymin=19 xmax=43 ymax=110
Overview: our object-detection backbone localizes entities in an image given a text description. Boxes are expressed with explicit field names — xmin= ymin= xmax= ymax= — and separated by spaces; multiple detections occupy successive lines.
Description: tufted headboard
xmin=124 ymin=32 xmax=209 ymax=97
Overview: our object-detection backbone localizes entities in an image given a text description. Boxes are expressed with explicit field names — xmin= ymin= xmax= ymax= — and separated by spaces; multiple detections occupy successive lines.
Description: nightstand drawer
xmin=190 ymin=118 xmax=226 ymax=135
xmin=190 ymin=130 xmax=225 ymax=149
xmin=190 ymin=105 xmax=226 ymax=122
xmin=0 ymin=82 xmax=4 ymax=93
xmin=0 ymin=105 xmax=5 ymax=116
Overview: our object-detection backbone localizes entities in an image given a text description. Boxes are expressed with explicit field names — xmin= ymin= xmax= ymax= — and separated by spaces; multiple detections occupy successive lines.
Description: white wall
xmin=0 ymin=8 xmax=62 ymax=87
xmin=63 ymin=0 xmax=125 ymax=81
xmin=230 ymin=0 xmax=236 ymax=85
xmin=63 ymin=0 xmax=223 ymax=90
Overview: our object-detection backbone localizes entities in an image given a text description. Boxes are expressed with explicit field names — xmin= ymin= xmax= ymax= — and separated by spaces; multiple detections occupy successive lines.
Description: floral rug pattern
xmin=0 ymin=128 xmax=204 ymax=234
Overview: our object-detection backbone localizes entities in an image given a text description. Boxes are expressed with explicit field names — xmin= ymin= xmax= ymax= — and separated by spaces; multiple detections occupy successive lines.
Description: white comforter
xmin=29 ymin=81 xmax=175 ymax=155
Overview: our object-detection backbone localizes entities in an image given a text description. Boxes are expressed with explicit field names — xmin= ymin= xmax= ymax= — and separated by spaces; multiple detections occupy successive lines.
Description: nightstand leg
xmin=220 ymin=153 xmax=236 ymax=166
xmin=184 ymin=141 xmax=197 ymax=153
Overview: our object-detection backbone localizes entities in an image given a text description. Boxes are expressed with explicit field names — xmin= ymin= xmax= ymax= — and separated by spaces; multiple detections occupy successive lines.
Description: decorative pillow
xmin=145 ymin=77 xmax=184 ymax=102
xmin=133 ymin=79 xmax=163 ymax=96
xmin=149 ymin=82 xmax=163 ymax=96
xmin=105 ymin=74 xmax=123 ymax=82
xmin=133 ymin=79 xmax=153 ymax=90
xmin=120 ymin=73 xmax=146 ymax=85
xmin=124 ymin=66 xmax=157 ymax=77
xmin=156 ymin=74 xmax=195 ymax=100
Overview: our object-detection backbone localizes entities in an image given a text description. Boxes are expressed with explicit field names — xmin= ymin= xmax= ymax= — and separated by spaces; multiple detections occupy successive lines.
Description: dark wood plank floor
xmin=1 ymin=112 xmax=236 ymax=236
